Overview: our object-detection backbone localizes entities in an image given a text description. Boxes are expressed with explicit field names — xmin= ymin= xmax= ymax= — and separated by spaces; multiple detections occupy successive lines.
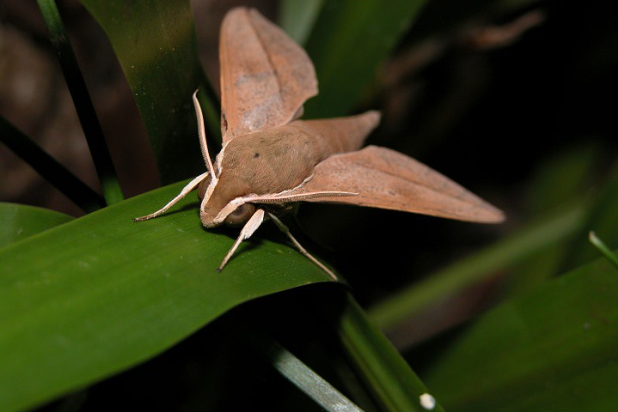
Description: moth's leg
xmin=134 ymin=172 xmax=208 ymax=222
xmin=267 ymin=213 xmax=338 ymax=281
xmin=218 ymin=208 xmax=265 ymax=271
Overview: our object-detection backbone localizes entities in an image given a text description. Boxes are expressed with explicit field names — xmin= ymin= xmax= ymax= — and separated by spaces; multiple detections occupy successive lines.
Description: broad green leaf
xmin=303 ymin=0 xmax=425 ymax=118
xmin=78 ymin=0 xmax=207 ymax=183
xmin=0 ymin=181 xmax=334 ymax=412
xmin=421 ymin=255 xmax=618 ymax=412
xmin=0 ymin=203 xmax=73 ymax=249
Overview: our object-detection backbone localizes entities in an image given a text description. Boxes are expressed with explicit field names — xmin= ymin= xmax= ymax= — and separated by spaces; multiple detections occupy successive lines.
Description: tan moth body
xmin=200 ymin=111 xmax=380 ymax=227
xmin=135 ymin=7 xmax=504 ymax=278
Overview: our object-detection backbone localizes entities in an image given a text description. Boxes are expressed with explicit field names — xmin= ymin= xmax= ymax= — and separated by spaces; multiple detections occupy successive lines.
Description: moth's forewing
xmin=219 ymin=8 xmax=318 ymax=143
xmin=287 ymin=146 xmax=505 ymax=223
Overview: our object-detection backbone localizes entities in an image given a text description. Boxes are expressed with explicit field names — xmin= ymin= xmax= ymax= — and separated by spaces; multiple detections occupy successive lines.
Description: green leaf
xmin=338 ymin=295 xmax=445 ymax=412
xmin=303 ymin=0 xmax=426 ymax=118
xmin=0 ymin=181 xmax=335 ymax=412
xmin=0 ymin=203 xmax=73 ymax=249
xmin=78 ymin=0 xmax=209 ymax=183
xmin=421 ymin=255 xmax=618 ymax=412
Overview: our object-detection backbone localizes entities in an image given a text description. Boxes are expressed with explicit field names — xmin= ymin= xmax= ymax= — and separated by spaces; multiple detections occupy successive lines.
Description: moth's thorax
xmin=200 ymin=123 xmax=345 ymax=227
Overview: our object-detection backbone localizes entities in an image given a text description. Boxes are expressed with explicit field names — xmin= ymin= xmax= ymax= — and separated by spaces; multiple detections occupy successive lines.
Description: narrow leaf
xmin=561 ymin=162 xmax=618 ymax=269
xmin=234 ymin=324 xmax=364 ymax=412
xmin=37 ymin=0 xmax=123 ymax=205
xmin=338 ymin=294 xmax=444 ymax=412
xmin=369 ymin=204 xmax=585 ymax=330
xmin=0 ymin=117 xmax=105 ymax=213
xmin=589 ymin=231 xmax=618 ymax=269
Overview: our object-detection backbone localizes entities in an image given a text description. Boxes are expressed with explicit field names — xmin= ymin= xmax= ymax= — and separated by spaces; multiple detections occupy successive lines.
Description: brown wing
xmin=219 ymin=8 xmax=318 ymax=144
xmin=291 ymin=146 xmax=505 ymax=223
xmin=288 ymin=111 xmax=382 ymax=154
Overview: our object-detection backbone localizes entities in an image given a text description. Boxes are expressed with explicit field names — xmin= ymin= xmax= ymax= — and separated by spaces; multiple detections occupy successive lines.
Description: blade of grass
xmin=79 ymin=0 xmax=209 ymax=183
xmin=303 ymin=0 xmax=426 ymax=118
xmin=0 ymin=180 xmax=337 ymax=412
xmin=37 ymin=0 xmax=123 ymax=205
xmin=338 ymin=294 xmax=444 ymax=412
xmin=421 ymin=254 xmax=618 ymax=412
xmin=230 ymin=323 xmax=364 ymax=412
xmin=0 ymin=117 xmax=105 ymax=213
xmin=369 ymin=204 xmax=586 ymax=331
xmin=589 ymin=232 xmax=618 ymax=269
xmin=560 ymin=162 xmax=618 ymax=269
xmin=0 ymin=203 xmax=73 ymax=249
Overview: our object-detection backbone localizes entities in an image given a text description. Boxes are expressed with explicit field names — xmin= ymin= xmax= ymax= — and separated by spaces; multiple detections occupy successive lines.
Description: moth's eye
xmin=224 ymin=204 xmax=256 ymax=227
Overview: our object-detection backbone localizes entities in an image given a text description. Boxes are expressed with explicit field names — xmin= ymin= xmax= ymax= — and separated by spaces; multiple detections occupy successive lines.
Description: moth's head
xmin=197 ymin=173 xmax=256 ymax=228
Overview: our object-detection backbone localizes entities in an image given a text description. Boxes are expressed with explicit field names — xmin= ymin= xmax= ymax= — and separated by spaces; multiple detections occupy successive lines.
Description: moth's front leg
xmin=218 ymin=208 xmax=265 ymax=271
xmin=134 ymin=172 xmax=209 ymax=222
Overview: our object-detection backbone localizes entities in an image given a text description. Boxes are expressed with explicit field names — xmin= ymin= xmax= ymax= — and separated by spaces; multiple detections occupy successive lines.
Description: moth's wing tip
xmin=471 ymin=205 xmax=507 ymax=224
xmin=364 ymin=110 xmax=382 ymax=127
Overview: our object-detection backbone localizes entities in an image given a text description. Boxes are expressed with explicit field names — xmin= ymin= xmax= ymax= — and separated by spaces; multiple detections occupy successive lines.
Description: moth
xmin=135 ymin=7 xmax=504 ymax=279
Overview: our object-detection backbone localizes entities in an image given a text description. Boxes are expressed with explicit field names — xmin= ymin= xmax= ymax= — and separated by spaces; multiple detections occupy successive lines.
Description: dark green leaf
xmin=339 ymin=295 xmax=444 ymax=412
xmin=303 ymin=0 xmax=426 ymax=118
xmin=79 ymin=0 xmax=209 ymax=183
xmin=422 ymin=256 xmax=618 ymax=412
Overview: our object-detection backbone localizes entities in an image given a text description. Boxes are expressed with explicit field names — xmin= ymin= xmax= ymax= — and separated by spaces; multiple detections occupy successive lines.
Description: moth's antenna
xmin=193 ymin=90 xmax=217 ymax=182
